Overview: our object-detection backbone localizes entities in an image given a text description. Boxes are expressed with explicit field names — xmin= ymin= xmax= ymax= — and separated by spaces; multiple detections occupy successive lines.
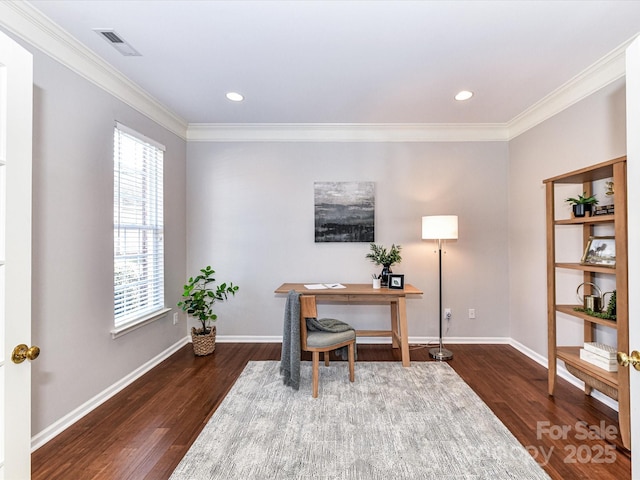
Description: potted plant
xmin=565 ymin=192 xmax=598 ymax=217
xmin=177 ymin=266 xmax=239 ymax=356
xmin=366 ymin=243 xmax=402 ymax=287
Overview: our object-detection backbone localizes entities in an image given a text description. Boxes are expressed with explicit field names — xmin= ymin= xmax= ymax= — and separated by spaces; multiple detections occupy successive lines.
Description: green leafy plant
xmin=573 ymin=307 xmax=616 ymax=321
xmin=605 ymin=290 xmax=616 ymax=318
xmin=565 ymin=192 xmax=599 ymax=206
xmin=177 ymin=266 xmax=239 ymax=335
xmin=365 ymin=243 xmax=402 ymax=267
xmin=573 ymin=291 xmax=616 ymax=321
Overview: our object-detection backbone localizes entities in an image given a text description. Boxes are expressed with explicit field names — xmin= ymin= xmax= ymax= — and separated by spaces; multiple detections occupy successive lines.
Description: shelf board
xmin=555 ymin=214 xmax=614 ymax=225
xmin=555 ymin=262 xmax=616 ymax=274
xmin=556 ymin=346 xmax=618 ymax=389
xmin=556 ymin=305 xmax=617 ymax=328
xmin=543 ymin=156 xmax=625 ymax=184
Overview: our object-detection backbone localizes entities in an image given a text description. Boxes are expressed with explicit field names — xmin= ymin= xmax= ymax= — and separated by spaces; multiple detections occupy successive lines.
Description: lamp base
xmin=429 ymin=346 xmax=453 ymax=361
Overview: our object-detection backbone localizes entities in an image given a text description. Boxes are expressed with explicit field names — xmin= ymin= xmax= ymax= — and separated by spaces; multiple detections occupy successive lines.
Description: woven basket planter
xmin=566 ymin=364 xmax=618 ymax=400
xmin=191 ymin=326 xmax=216 ymax=356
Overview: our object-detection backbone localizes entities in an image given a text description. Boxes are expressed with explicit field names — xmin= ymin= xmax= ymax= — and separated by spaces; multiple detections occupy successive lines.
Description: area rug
xmin=170 ymin=361 xmax=550 ymax=479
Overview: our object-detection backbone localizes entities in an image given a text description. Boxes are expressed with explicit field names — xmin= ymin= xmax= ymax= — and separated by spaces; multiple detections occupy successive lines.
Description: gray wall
xmin=508 ymin=78 xmax=627 ymax=355
xmin=186 ymin=141 xmax=510 ymax=340
xmin=26 ymin=44 xmax=188 ymax=433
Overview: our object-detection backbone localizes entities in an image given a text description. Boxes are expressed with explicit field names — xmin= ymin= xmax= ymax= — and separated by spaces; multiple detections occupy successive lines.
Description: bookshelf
xmin=543 ymin=156 xmax=629 ymax=449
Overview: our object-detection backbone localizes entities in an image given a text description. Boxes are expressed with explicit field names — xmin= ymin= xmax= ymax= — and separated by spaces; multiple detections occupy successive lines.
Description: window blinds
xmin=113 ymin=123 xmax=165 ymax=328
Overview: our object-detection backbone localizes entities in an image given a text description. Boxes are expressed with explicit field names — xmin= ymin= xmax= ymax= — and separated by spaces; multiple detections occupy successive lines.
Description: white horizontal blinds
xmin=114 ymin=123 xmax=165 ymax=328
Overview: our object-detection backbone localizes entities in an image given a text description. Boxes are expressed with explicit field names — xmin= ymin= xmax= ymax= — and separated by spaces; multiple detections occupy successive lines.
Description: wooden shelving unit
xmin=544 ymin=156 xmax=629 ymax=449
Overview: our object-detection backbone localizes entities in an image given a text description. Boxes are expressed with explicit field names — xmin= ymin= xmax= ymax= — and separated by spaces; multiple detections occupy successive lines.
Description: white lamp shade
xmin=422 ymin=215 xmax=458 ymax=240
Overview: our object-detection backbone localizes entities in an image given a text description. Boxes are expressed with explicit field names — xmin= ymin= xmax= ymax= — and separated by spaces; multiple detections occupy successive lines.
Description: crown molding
xmin=187 ymin=34 xmax=636 ymax=142
xmin=1 ymin=1 xmax=635 ymax=144
xmin=0 ymin=1 xmax=188 ymax=140
xmin=187 ymin=123 xmax=509 ymax=142
xmin=506 ymin=35 xmax=637 ymax=140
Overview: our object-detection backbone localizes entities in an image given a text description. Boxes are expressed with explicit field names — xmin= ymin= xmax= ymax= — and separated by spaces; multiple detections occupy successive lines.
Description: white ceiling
xmin=25 ymin=0 xmax=640 ymax=125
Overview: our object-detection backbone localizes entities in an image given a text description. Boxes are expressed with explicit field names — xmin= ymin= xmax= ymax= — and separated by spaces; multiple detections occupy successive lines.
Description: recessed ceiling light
xmin=226 ymin=92 xmax=244 ymax=102
xmin=455 ymin=90 xmax=473 ymax=101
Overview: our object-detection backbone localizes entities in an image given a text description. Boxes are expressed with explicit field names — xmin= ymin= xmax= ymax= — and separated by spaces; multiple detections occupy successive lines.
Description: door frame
xmin=625 ymin=35 xmax=639 ymax=474
xmin=0 ymin=29 xmax=33 ymax=479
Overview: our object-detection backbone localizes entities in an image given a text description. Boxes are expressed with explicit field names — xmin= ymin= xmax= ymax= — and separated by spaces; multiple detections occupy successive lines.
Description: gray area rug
xmin=170 ymin=361 xmax=550 ymax=479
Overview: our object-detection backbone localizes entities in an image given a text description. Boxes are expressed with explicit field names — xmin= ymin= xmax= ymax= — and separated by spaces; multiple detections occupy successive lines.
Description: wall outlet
xmin=444 ymin=308 xmax=452 ymax=320
xmin=468 ymin=308 xmax=476 ymax=319
xmin=173 ymin=312 xmax=179 ymax=325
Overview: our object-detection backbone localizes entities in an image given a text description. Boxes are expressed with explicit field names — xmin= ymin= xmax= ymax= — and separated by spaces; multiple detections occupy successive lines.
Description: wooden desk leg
xmin=390 ymin=300 xmax=399 ymax=348
xmin=397 ymin=297 xmax=410 ymax=367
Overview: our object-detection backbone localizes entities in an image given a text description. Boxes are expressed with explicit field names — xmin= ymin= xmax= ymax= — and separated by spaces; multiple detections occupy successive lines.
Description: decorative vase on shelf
xmin=573 ymin=204 xmax=588 ymax=217
xmin=380 ymin=265 xmax=392 ymax=287
xmin=565 ymin=193 xmax=597 ymax=218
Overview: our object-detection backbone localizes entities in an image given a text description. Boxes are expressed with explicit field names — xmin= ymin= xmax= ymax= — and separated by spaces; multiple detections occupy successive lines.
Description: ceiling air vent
xmin=93 ymin=29 xmax=141 ymax=56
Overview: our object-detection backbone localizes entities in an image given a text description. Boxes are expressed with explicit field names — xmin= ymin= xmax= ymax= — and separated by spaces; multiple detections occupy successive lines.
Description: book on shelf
xmin=583 ymin=342 xmax=617 ymax=360
xmin=579 ymin=348 xmax=618 ymax=372
xmin=593 ymin=205 xmax=615 ymax=216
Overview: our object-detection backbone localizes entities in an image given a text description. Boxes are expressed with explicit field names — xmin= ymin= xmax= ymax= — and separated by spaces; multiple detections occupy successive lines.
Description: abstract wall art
xmin=314 ymin=181 xmax=375 ymax=243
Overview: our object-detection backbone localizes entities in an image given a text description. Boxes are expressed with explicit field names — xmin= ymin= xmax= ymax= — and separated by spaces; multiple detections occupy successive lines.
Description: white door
xmin=0 ymin=31 xmax=33 ymax=479
xmin=626 ymin=36 xmax=640 ymax=478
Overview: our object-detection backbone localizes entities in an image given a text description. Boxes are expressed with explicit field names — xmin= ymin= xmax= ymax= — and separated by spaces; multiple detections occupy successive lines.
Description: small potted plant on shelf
xmin=177 ymin=266 xmax=239 ymax=356
xmin=365 ymin=243 xmax=402 ymax=287
xmin=565 ymin=192 xmax=598 ymax=217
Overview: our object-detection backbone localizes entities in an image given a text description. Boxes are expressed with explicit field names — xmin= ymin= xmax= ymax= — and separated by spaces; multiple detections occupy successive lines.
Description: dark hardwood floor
xmin=32 ymin=343 xmax=631 ymax=480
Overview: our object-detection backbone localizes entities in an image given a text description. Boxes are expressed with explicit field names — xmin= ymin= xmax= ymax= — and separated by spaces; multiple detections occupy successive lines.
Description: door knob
xmin=11 ymin=344 xmax=40 ymax=364
xmin=617 ymin=350 xmax=640 ymax=371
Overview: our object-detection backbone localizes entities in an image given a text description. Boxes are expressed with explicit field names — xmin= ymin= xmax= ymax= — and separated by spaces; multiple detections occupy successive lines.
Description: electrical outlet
xmin=468 ymin=308 xmax=476 ymax=319
xmin=444 ymin=308 xmax=452 ymax=320
xmin=173 ymin=312 xmax=179 ymax=325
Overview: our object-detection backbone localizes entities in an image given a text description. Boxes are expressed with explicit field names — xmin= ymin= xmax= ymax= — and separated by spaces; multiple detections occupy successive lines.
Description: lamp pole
xmin=430 ymin=238 xmax=453 ymax=360
xmin=422 ymin=215 xmax=457 ymax=362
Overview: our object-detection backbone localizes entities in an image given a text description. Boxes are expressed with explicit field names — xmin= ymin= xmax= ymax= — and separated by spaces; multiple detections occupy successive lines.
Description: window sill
xmin=111 ymin=307 xmax=172 ymax=339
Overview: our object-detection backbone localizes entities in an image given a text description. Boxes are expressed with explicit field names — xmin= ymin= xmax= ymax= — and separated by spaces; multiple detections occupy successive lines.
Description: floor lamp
xmin=422 ymin=215 xmax=458 ymax=361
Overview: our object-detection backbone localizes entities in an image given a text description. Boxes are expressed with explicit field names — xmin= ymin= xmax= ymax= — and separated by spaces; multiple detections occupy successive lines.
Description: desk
xmin=274 ymin=283 xmax=423 ymax=367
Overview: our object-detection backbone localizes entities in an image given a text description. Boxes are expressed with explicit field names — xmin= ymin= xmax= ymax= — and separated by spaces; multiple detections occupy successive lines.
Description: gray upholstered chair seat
xmin=306 ymin=329 xmax=356 ymax=348
xmin=298 ymin=295 xmax=356 ymax=397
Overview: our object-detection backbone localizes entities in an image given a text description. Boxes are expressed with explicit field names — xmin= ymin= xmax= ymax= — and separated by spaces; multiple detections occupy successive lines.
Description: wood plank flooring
xmin=32 ymin=343 xmax=631 ymax=479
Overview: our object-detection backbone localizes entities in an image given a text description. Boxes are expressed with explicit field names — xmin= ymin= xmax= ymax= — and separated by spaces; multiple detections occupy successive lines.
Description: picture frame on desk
xmin=388 ymin=274 xmax=404 ymax=289
xmin=581 ymin=236 xmax=616 ymax=267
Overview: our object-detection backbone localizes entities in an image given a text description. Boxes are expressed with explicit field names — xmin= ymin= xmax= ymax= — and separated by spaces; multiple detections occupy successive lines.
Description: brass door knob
xmin=11 ymin=344 xmax=40 ymax=364
xmin=617 ymin=350 xmax=640 ymax=371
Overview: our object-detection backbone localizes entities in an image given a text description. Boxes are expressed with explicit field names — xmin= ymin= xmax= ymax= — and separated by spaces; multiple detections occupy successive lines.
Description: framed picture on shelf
xmin=581 ymin=236 xmax=616 ymax=267
xmin=388 ymin=274 xmax=405 ymax=289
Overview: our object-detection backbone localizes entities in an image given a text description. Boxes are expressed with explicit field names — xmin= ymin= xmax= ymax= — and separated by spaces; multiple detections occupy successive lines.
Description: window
xmin=113 ymin=122 xmax=165 ymax=333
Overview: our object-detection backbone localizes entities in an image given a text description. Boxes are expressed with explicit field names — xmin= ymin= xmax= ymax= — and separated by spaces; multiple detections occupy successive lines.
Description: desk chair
xmin=299 ymin=295 xmax=356 ymax=397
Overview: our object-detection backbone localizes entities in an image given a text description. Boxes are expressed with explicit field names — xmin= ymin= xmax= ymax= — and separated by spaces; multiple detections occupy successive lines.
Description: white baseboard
xmin=438 ymin=336 xmax=511 ymax=344
xmin=509 ymin=338 xmax=549 ymax=366
xmin=216 ymin=335 xmax=282 ymax=343
xmin=31 ymin=336 xmax=190 ymax=451
xmin=215 ymin=335 xmax=511 ymax=345
xmin=509 ymin=339 xmax=618 ymax=411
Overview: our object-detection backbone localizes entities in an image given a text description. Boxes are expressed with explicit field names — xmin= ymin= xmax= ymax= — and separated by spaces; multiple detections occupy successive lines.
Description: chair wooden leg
xmin=324 ymin=352 xmax=330 ymax=366
xmin=348 ymin=343 xmax=355 ymax=382
xmin=312 ymin=351 xmax=320 ymax=398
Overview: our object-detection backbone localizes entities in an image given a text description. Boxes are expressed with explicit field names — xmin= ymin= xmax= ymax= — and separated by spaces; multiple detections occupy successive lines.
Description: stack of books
xmin=580 ymin=342 xmax=618 ymax=372
xmin=593 ymin=204 xmax=615 ymax=216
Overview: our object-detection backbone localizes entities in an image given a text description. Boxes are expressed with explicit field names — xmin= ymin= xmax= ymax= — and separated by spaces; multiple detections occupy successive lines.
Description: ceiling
xmin=24 ymin=1 xmax=640 ymax=126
